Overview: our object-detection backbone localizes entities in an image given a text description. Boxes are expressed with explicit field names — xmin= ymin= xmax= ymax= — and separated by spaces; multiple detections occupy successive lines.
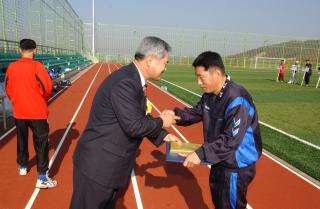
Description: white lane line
xmin=108 ymin=63 xmax=112 ymax=74
xmin=0 ymin=126 xmax=16 ymax=141
xmin=111 ymin=63 xmax=120 ymax=72
xmin=112 ymin=63 xmax=144 ymax=209
xmin=149 ymin=81 xmax=320 ymax=190
xmin=160 ymin=78 xmax=320 ymax=151
xmin=263 ymin=152 xmax=320 ymax=190
xmin=162 ymin=78 xmax=201 ymax=97
xmin=0 ymin=64 xmax=96 ymax=142
xmin=259 ymin=121 xmax=320 ymax=151
xmin=24 ymin=63 xmax=104 ymax=209
xmin=130 ymin=170 xmax=144 ymax=209
xmin=148 ymin=98 xmax=253 ymax=209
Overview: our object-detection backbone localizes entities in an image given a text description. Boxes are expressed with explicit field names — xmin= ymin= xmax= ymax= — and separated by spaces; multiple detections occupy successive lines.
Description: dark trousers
xmin=15 ymin=119 xmax=49 ymax=173
xmin=209 ymin=164 xmax=256 ymax=209
xmin=70 ymin=166 xmax=118 ymax=209
xmin=304 ymin=72 xmax=311 ymax=84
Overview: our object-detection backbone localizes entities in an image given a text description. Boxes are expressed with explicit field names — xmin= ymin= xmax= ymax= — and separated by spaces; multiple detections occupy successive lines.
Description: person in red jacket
xmin=277 ymin=59 xmax=286 ymax=82
xmin=5 ymin=39 xmax=57 ymax=189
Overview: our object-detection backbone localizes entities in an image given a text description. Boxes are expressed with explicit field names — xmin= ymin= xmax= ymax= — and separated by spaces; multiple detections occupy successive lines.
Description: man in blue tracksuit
xmin=166 ymin=51 xmax=262 ymax=209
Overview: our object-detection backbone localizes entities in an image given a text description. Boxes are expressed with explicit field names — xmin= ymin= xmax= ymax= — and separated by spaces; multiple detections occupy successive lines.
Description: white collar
xmin=133 ymin=62 xmax=146 ymax=87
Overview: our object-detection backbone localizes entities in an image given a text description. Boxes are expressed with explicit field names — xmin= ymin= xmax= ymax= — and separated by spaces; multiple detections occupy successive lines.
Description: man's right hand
xmin=160 ymin=111 xmax=181 ymax=128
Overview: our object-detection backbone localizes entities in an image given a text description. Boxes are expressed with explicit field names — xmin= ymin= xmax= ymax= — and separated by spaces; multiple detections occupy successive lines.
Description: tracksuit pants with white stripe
xmin=209 ymin=164 xmax=256 ymax=209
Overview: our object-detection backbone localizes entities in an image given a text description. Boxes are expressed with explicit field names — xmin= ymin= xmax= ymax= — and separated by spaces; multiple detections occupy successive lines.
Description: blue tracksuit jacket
xmin=174 ymin=79 xmax=262 ymax=169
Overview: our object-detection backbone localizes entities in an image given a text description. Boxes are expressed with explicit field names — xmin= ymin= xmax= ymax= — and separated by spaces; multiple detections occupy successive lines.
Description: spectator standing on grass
xmin=5 ymin=39 xmax=57 ymax=189
xmin=317 ymin=67 xmax=320 ymax=88
xmin=277 ymin=59 xmax=286 ymax=82
xmin=303 ymin=59 xmax=312 ymax=86
xmin=288 ymin=61 xmax=299 ymax=84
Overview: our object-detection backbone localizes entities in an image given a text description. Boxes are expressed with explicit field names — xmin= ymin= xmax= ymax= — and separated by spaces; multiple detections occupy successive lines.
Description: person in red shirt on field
xmin=5 ymin=39 xmax=57 ymax=189
xmin=277 ymin=59 xmax=286 ymax=82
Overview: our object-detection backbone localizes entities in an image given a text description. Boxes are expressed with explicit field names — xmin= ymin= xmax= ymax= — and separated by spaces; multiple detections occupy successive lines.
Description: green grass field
xmin=152 ymin=65 xmax=320 ymax=181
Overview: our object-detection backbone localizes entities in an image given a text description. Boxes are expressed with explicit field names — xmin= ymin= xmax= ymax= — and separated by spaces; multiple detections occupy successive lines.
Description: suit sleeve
xmin=110 ymin=79 xmax=168 ymax=145
xmin=35 ymin=63 xmax=52 ymax=100
xmin=145 ymin=114 xmax=169 ymax=147
xmin=195 ymin=104 xmax=249 ymax=164
xmin=173 ymin=97 xmax=204 ymax=126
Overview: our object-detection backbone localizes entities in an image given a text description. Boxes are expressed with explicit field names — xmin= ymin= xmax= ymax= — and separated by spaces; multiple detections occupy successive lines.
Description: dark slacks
xmin=15 ymin=119 xmax=49 ymax=173
xmin=209 ymin=164 xmax=256 ymax=209
xmin=70 ymin=166 xmax=118 ymax=209
xmin=304 ymin=72 xmax=311 ymax=84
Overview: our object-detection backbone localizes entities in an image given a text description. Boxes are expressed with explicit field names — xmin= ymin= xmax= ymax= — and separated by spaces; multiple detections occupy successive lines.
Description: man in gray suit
xmin=70 ymin=36 xmax=181 ymax=209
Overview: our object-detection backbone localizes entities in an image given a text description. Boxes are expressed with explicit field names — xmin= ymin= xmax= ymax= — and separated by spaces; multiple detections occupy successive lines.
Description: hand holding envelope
xmin=170 ymin=142 xmax=202 ymax=168
xmin=161 ymin=110 xmax=207 ymax=167
xmin=181 ymin=152 xmax=201 ymax=168
xmin=166 ymin=142 xmax=204 ymax=167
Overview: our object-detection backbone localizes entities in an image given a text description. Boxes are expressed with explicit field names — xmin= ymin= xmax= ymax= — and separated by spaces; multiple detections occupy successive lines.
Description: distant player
xmin=277 ymin=59 xmax=286 ymax=82
xmin=288 ymin=61 xmax=299 ymax=84
xmin=316 ymin=67 xmax=320 ymax=88
xmin=302 ymin=60 xmax=312 ymax=86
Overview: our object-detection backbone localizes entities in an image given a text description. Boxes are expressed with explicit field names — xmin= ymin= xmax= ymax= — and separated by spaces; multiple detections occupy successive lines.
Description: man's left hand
xmin=163 ymin=134 xmax=182 ymax=144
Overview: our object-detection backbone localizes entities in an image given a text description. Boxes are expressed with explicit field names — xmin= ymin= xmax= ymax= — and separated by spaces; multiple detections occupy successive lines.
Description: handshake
xmin=159 ymin=110 xmax=180 ymax=128
xmin=160 ymin=110 xmax=182 ymax=144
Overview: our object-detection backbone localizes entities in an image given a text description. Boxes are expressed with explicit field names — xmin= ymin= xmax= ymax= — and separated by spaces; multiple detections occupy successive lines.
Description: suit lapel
xmin=129 ymin=63 xmax=147 ymax=114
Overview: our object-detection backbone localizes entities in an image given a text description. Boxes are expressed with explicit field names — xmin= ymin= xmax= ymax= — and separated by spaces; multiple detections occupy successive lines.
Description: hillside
xmin=230 ymin=40 xmax=320 ymax=61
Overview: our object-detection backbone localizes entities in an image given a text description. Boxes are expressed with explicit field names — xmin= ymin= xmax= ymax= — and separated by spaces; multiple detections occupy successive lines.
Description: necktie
xmin=143 ymin=83 xmax=147 ymax=97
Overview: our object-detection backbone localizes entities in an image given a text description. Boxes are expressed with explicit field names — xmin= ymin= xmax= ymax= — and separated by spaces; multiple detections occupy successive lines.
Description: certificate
xmin=165 ymin=142 xmax=211 ymax=165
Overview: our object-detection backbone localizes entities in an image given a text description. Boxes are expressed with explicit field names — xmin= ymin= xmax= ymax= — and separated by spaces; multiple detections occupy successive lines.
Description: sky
xmin=68 ymin=0 xmax=320 ymax=38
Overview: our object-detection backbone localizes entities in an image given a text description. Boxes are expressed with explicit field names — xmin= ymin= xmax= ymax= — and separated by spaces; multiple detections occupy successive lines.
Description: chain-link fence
xmin=1 ymin=0 xmax=318 ymax=69
xmin=84 ymin=23 xmax=320 ymax=70
xmin=0 ymin=0 xmax=83 ymax=54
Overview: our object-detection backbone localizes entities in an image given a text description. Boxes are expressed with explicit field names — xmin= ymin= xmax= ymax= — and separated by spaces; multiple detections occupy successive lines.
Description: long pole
xmin=92 ymin=0 xmax=95 ymax=60
xmin=2 ymin=0 xmax=8 ymax=52
xmin=301 ymin=71 xmax=306 ymax=86
xmin=276 ymin=68 xmax=280 ymax=82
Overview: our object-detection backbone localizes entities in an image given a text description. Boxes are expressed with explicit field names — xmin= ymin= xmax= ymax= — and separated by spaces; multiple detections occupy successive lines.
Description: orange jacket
xmin=5 ymin=57 xmax=52 ymax=119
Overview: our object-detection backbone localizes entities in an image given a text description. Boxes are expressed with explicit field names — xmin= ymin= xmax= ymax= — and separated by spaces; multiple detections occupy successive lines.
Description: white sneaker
xmin=19 ymin=167 xmax=27 ymax=176
xmin=36 ymin=176 xmax=57 ymax=189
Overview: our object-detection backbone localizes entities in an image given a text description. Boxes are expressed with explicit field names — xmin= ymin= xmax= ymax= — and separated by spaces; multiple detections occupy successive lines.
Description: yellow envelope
xmin=170 ymin=142 xmax=202 ymax=155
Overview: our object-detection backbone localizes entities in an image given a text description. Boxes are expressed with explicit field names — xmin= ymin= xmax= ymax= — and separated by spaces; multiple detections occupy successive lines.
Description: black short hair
xmin=19 ymin=39 xmax=37 ymax=50
xmin=192 ymin=51 xmax=225 ymax=74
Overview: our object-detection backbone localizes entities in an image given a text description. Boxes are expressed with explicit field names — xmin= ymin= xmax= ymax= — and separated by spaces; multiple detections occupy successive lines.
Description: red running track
xmin=0 ymin=63 xmax=319 ymax=209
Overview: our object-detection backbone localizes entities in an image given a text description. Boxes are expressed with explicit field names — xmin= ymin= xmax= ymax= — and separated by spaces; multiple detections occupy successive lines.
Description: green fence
xmin=0 ymin=0 xmax=83 ymax=54
xmin=84 ymin=23 xmax=320 ymax=69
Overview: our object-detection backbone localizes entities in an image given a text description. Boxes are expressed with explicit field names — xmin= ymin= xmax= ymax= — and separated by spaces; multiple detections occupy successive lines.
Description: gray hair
xmin=134 ymin=36 xmax=171 ymax=60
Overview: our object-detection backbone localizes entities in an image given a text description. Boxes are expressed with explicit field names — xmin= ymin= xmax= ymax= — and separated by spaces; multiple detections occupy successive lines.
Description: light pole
xmin=92 ymin=0 xmax=95 ymax=60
